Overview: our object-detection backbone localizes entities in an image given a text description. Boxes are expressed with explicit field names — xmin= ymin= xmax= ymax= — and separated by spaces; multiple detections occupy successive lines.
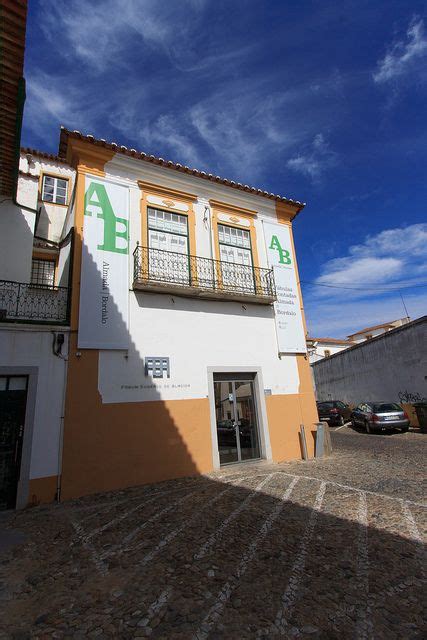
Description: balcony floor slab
xmin=132 ymin=279 xmax=276 ymax=305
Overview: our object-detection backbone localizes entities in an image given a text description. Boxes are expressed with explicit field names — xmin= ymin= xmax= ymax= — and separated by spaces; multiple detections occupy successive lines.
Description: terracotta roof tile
xmin=347 ymin=320 xmax=399 ymax=338
xmin=307 ymin=337 xmax=353 ymax=345
xmin=21 ymin=146 xmax=68 ymax=164
xmin=58 ymin=127 xmax=306 ymax=214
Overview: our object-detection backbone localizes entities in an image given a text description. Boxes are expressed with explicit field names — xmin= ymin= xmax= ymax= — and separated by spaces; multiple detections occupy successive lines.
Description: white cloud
xmin=24 ymin=73 xmax=89 ymax=139
xmin=137 ymin=114 xmax=205 ymax=168
xmin=312 ymin=223 xmax=427 ymax=293
xmin=287 ymin=133 xmax=337 ymax=182
xmin=305 ymin=222 xmax=427 ymax=337
xmin=305 ymin=291 xmax=427 ymax=338
xmin=26 ymin=4 xmax=345 ymax=183
xmin=317 ymin=256 xmax=403 ymax=287
xmin=39 ymin=0 xmax=209 ymax=71
xmin=373 ymin=17 xmax=427 ymax=84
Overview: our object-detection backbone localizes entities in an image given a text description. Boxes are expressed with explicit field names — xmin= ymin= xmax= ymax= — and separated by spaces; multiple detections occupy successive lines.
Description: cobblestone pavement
xmin=0 ymin=428 xmax=425 ymax=639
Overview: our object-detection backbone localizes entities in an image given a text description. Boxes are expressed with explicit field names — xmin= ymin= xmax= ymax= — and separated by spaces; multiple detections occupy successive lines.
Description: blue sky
xmin=22 ymin=0 xmax=427 ymax=337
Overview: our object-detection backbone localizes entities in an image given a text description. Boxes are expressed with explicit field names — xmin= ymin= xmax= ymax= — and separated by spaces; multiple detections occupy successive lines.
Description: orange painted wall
xmin=266 ymin=390 xmax=318 ymax=462
xmin=268 ymin=201 xmax=319 ymax=460
xmin=61 ymin=335 xmax=213 ymax=501
xmin=28 ymin=475 xmax=58 ymax=506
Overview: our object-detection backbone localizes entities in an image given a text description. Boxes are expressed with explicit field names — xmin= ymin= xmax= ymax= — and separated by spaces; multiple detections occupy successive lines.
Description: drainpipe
xmin=52 ymin=332 xmax=69 ymax=502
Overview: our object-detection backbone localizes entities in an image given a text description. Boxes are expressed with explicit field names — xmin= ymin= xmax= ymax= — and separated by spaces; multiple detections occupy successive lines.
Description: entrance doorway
xmin=0 ymin=376 xmax=28 ymax=510
xmin=214 ymin=375 xmax=260 ymax=465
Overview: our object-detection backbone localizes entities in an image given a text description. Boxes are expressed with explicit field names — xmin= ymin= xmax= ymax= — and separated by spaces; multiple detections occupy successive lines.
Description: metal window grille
xmin=42 ymin=175 xmax=68 ymax=205
xmin=31 ymin=259 xmax=55 ymax=287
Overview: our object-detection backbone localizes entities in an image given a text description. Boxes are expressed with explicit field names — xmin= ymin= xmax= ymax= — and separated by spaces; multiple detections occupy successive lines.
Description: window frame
xmin=216 ymin=222 xmax=257 ymax=294
xmin=147 ymin=206 xmax=190 ymax=246
xmin=40 ymin=173 xmax=69 ymax=206
xmin=146 ymin=206 xmax=191 ymax=284
xmin=30 ymin=257 xmax=57 ymax=288
xmin=211 ymin=203 xmax=261 ymax=288
xmin=217 ymin=222 xmax=254 ymax=265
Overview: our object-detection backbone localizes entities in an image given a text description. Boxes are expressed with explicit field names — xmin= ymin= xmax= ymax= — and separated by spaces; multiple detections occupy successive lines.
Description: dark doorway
xmin=0 ymin=376 xmax=28 ymax=510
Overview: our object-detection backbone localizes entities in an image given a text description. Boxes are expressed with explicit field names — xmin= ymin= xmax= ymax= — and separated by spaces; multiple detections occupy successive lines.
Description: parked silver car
xmin=351 ymin=402 xmax=410 ymax=433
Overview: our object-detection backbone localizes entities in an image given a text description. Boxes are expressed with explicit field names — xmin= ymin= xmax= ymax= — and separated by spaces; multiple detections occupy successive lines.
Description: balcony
xmin=0 ymin=280 xmax=70 ymax=325
xmin=133 ymin=245 xmax=276 ymax=304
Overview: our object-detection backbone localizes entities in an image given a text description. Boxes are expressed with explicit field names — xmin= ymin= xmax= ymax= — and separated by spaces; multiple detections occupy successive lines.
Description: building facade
xmin=1 ymin=126 xmax=318 ymax=507
xmin=306 ymin=337 xmax=353 ymax=363
xmin=0 ymin=148 xmax=74 ymax=509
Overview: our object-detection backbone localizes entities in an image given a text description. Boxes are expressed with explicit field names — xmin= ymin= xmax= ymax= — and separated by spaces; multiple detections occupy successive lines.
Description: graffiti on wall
xmin=398 ymin=390 xmax=427 ymax=403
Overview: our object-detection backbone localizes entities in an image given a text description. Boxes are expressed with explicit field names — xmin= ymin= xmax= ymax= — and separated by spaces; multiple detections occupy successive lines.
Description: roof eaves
xmin=21 ymin=146 xmax=68 ymax=164
xmin=58 ymin=127 xmax=306 ymax=214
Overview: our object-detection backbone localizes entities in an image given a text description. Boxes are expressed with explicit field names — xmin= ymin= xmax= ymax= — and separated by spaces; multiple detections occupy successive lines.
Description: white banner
xmin=78 ymin=175 xmax=129 ymax=349
xmin=263 ymin=221 xmax=307 ymax=353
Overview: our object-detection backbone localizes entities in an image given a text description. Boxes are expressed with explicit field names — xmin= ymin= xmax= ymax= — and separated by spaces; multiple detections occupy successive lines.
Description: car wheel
xmin=401 ymin=426 xmax=409 ymax=433
xmin=365 ymin=420 xmax=371 ymax=434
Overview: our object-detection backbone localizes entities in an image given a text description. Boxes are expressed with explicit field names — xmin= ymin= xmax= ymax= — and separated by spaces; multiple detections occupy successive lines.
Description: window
xmin=31 ymin=258 xmax=56 ymax=287
xmin=372 ymin=403 xmax=402 ymax=413
xmin=217 ymin=223 xmax=254 ymax=292
xmin=324 ymin=349 xmax=331 ymax=357
xmin=147 ymin=207 xmax=189 ymax=284
xmin=41 ymin=175 xmax=68 ymax=205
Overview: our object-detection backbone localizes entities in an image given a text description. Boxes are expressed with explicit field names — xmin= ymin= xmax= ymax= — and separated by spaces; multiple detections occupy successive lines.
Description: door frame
xmin=207 ymin=366 xmax=272 ymax=470
xmin=0 ymin=366 xmax=38 ymax=509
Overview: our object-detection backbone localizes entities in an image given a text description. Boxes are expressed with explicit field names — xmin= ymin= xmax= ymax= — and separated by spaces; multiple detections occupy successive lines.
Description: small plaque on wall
xmin=264 ymin=389 xmax=272 ymax=396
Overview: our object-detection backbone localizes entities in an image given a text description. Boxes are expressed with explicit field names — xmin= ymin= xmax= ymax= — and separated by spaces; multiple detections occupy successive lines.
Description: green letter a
xmin=269 ymin=235 xmax=291 ymax=265
xmin=85 ymin=182 xmax=128 ymax=254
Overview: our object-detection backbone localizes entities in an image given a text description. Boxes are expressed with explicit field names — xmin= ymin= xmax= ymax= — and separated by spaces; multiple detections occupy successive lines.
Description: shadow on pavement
xmin=0 ymin=470 xmax=424 ymax=638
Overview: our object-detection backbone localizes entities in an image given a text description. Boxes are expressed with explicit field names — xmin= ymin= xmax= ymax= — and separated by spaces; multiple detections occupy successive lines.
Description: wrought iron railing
xmin=0 ymin=280 xmax=70 ymax=325
xmin=133 ymin=245 xmax=276 ymax=301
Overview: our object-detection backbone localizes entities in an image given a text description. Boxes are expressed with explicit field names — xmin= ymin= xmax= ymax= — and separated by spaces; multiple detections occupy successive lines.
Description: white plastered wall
xmin=99 ymin=293 xmax=299 ymax=403
xmin=0 ymin=176 xmax=37 ymax=282
xmin=19 ymin=153 xmax=76 ymax=243
xmin=0 ymin=327 xmax=68 ymax=481
xmin=98 ymin=156 xmax=301 ymax=405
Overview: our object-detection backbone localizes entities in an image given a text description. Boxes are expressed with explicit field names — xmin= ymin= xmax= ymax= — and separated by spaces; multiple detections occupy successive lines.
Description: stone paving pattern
xmin=0 ymin=427 xmax=425 ymax=639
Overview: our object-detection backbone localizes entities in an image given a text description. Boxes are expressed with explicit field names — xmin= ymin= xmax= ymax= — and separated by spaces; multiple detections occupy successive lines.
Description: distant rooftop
xmin=307 ymin=337 xmax=352 ymax=345
xmin=347 ymin=318 xmax=408 ymax=338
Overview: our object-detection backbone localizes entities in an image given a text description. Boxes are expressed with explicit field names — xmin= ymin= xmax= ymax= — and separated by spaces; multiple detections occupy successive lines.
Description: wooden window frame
xmin=40 ymin=173 xmax=70 ymax=207
xmin=138 ymin=181 xmax=197 ymax=283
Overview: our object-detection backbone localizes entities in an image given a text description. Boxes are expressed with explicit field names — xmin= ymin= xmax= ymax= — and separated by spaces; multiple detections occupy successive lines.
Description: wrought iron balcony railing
xmin=0 ymin=280 xmax=70 ymax=325
xmin=133 ymin=245 xmax=276 ymax=304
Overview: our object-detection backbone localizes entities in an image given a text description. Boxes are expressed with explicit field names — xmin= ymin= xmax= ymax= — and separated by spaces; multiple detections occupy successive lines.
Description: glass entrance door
xmin=214 ymin=378 xmax=260 ymax=465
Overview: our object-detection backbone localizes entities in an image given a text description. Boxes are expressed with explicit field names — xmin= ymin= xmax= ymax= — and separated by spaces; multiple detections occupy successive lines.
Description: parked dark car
xmin=316 ymin=401 xmax=352 ymax=426
xmin=351 ymin=402 xmax=410 ymax=433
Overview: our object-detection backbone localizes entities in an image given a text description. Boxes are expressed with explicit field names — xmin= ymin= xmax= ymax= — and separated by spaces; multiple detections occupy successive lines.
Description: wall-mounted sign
xmin=263 ymin=221 xmax=307 ymax=354
xmin=78 ymin=175 xmax=129 ymax=349
xmin=145 ymin=357 xmax=170 ymax=379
